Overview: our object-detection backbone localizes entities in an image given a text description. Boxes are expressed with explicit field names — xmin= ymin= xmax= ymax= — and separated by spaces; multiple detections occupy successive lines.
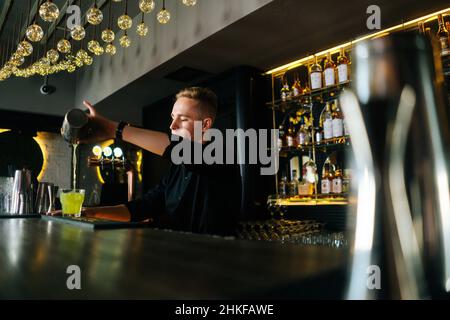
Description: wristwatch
xmin=115 ymin=121 xmax=129 ymax=141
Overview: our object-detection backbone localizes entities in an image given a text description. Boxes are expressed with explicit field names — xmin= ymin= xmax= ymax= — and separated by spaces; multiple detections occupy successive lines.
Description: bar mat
xmin=0 ymin=213 xmax=41 ymax=219
xmin=41 ymin=215 xmax=149 ymax=229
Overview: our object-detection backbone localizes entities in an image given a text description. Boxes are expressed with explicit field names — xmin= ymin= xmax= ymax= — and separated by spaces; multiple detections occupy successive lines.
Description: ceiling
xmin=1 ymin=0 xmax=449 ymax=119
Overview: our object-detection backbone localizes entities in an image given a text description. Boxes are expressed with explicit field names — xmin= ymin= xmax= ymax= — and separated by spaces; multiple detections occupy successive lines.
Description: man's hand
xmin=77 ymin=100 xmax=118 ymax=144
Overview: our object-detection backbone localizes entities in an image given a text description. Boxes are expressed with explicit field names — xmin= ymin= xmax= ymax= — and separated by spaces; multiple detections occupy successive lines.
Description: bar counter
xmin=0 ymin=218 xmax=348 ymax=299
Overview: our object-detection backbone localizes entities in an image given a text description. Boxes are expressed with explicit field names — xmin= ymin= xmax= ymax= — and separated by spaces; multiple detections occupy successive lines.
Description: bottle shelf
xmin=266 ymin=81 xmax=351 ymax=112
xmin=268 ymin=64 xmax=352 ymax=209
xmin=277 ymin=135 xmax=351 ymax=156
xmin=269 ymin=195 xmax=349 ymax=206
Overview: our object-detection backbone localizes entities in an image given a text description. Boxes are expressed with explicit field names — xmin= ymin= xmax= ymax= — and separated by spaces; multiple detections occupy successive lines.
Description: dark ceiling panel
xmin=93 ymin=0 xmax=450 ymax=114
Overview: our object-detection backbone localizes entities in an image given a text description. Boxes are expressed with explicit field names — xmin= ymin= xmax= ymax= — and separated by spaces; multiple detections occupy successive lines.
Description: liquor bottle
xmin=277 ymin=124 xmax=286 ymax=150
xmin=322 ymin=102 xmax=333 ymax=140
xmin=337 ymin=47 xmax=349 ymax=83
xmin=437 ymin=14 xmax=450 ymax=56
xmin=289 ymin=170 xmax=299 ymax=196
xmin=278 ymin=175 xmax=288 ymax=198
xmin=292 ymin=74 xmax=302 ymax=97
xmin=418 ymin=21 xmax=425 ymax=34
xmin=447 ymin=21 xmax=450 ymax=41
xmin=286 ymin=119 xmax=298 ymax=148
xmin=323 ymin=52 xmax=336 ymax=87
xmin=315 ymin=125 xmax=323 ymax=145
xmin=302 ymin=82 xmax=311 ymax=95
xmin=280 ymin=76 xmax=290 ymax=102
xmin=302 ymin=152 xmax=317 ymax=195
xmin=309 ymin=56 xmax=323 ymax=90
xmin=332 ymin=167 xmax=343 ymax=194
xmin=297 ymin=123 xmax=306 ymax=146
xmin=321 ymin=163 xmax=331 ymax=195
xmin=342 ymin=169 xmax=351 ymax=194
xmin=332 ymin=100 xmax=344 ymax=138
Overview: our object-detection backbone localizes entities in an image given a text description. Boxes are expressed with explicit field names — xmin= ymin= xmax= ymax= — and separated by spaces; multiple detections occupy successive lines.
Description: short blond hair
xmin=176 ymin=87 xmax=218 ymax=121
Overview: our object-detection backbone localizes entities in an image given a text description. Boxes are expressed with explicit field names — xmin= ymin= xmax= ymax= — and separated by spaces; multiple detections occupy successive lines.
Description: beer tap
xmin=87 ymin=145 xmax=135 ymax=201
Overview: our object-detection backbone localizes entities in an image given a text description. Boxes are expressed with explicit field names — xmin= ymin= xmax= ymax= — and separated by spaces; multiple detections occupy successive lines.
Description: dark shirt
xmin=125 ymin=137 xmax=242 ymax=236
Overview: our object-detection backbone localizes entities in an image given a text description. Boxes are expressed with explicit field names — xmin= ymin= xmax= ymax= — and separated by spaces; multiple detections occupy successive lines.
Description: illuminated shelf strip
xmin=265 ymin=7 xmax=450 ymax=76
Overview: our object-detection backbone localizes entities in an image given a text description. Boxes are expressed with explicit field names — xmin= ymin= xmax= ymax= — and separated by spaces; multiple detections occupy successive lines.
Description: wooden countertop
xmin=0 ymin=218 xmax=348 ymax=299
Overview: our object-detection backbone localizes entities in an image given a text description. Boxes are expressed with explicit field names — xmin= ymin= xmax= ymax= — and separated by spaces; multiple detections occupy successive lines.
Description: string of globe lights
xmin=0 ymin=0 xmax=197 ymax=81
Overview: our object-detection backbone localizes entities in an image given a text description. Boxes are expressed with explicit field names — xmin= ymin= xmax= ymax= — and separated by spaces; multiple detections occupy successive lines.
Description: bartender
xmin=79 ymin=87 xmax=241 ymax=236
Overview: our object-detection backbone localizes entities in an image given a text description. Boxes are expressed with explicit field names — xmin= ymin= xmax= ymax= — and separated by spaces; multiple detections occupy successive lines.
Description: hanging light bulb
xmin=118 ymin=14 xmax=132 ymax=30
xmin=182 ymin=0 xmax=197 ymax=6
xmin=74 ymin=55 xmax=84 ymax=67
xmin=71 ymin=25 xmax=86 ymax=41
xmin=118 ymin=0 xmax=132 ymax=30
xmin=139 ymin=0 xmax=155 ymax=13
xmin=10 ymin=53 xmax=25 ymax=67
xmin=136 ymin=12 xmax=149 ymax=37
xmin=84 ymin=55 xmax=93 ymax=65
xmin=157 ymin=1 xmax=170 ymax=24
xmin=94 ymin=45 xmax=104 ymax=56
xmin=87 ymin=5 xmax=104 ymax=25
xmin=88 ymin=40 xmax=100 ymax=54
xmin=67 ymin=64 xmax=76 ymax=73
xmin=26 ymin=24 xmax=44 ymax=42
xmin=136 ymin=23 xmax=148 ymax=36
xmin=57 ymin=39 xmax=71 ymax=53
xmin=39 ymin=0 xmax=60 ymax=22
xmin=119 ymin=33 xmax=131 ymax=47
xmin=17 ymin=40 xmax=33 ymax=57
xmin=101 ymin=29 xmax=115 ymax=43
xmin=105 ymin=43 xmax=117 ymax=55
xmin=46 ymin=49 xmax=59 ymax=63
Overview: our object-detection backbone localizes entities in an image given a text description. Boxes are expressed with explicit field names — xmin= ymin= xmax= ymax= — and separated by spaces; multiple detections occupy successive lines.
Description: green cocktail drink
xmin=60 ymin=189 xmax=85 ymax=217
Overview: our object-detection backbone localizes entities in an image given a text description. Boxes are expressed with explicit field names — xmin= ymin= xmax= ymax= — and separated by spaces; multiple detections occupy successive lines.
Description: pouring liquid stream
xmin=72 ymin=143 xmax=78 ymax=190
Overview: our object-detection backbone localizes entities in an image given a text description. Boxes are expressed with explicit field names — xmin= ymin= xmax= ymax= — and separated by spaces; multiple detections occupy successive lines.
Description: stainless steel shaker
xmin=35 ymin=182 xmax=58 ymax=214
xmin=10 ymin=169 xmax=33 ymax=214
xmin=341 ymin=33 xmax=450 ymax=299
xmin=61 ymin=108 xmax=89 ymax=144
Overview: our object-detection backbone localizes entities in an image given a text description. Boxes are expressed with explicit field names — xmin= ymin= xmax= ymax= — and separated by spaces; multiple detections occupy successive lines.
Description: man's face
xmin=170 ymin=97 xmax=202 ymax=141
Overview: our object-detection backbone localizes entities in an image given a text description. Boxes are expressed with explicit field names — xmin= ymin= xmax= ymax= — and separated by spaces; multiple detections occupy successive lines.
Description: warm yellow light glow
xmin=92 ymin=145 xmax=102 ymax=157
xmin=0 ymin=128 xmax=11 ymax=133
xmin=136 ymin=150 xmax=143 ymax=183
xmin=265 ymin=7 xmax=450 ymax=76
xmin=96 ymin=168 xmax=105 ymax=185
xmin=32 ymin=132 xmax=49 ymax=182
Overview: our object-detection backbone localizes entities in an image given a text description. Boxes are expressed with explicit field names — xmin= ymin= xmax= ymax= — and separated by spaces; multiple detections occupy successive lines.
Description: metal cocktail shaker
xmin=61 ymin=108 xmax=89 ymax=144
xmin=10 ymin=169 xmax=33 ymax=214
xmin=35 ymin=182 xmax=58 ymax=214
xmin=341 ymin=33 xmax=450 ymax=299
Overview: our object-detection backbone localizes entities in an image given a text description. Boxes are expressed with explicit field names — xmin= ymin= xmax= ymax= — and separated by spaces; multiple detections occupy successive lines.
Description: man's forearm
xmin=121 ymin=125 xmax=170 ymax=156
xmin=85 ymin=204 xmax=131 ymax=222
